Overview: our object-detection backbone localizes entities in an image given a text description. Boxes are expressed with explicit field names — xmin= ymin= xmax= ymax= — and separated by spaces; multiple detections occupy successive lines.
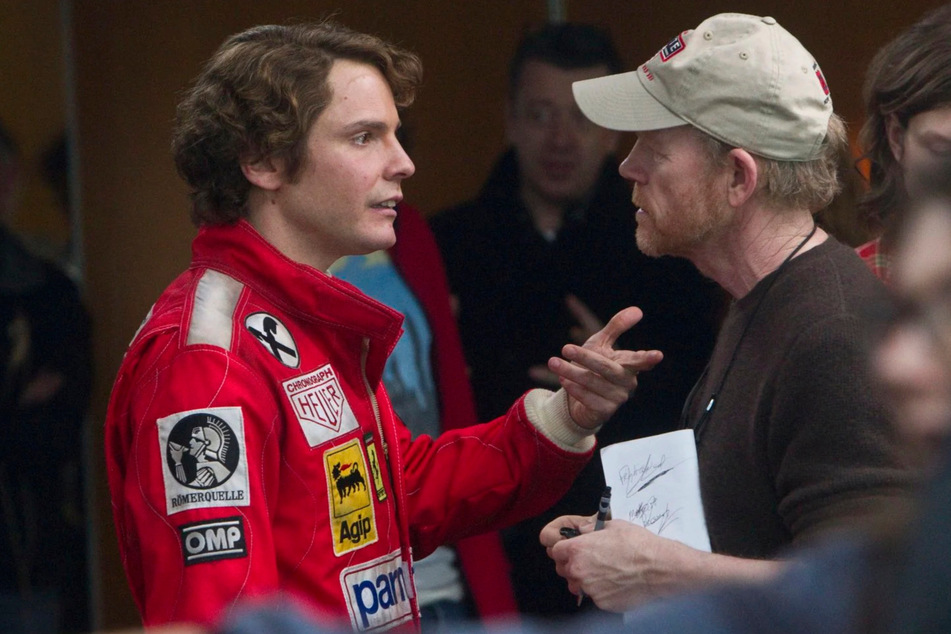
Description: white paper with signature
xmin=600 ymin=429 xmax=711 ymax=552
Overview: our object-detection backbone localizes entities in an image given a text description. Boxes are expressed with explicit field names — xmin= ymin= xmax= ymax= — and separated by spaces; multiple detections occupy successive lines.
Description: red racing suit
xmin=105 ymin=220 xmax=595 ymax=631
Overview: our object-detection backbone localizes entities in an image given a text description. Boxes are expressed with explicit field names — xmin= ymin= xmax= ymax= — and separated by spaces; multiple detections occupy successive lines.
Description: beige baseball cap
xmin=571 ymin=13 xmax=833 ymax=161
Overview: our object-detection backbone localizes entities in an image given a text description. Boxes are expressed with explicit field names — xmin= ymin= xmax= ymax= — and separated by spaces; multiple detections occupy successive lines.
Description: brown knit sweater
xmin=684 ymin=237 xmax=912 ymax=558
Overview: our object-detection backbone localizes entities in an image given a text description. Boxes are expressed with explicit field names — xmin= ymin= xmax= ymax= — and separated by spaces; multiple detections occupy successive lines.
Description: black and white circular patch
xmin=165 ymin=412 xmax=241 ymax=489
xmin=245 ymin=312 xmax=300 ymax=368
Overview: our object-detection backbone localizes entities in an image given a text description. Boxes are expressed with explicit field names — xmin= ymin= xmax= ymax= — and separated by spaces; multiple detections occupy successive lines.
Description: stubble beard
xmin=634 ymin=216 xmax=663 ymax=257
xmin=633 ymin=183 xmax=729 ymax=259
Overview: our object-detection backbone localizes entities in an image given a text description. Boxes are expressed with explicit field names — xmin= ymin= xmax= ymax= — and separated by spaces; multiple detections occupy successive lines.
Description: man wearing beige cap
xmin=540 ymin=13 xmax=912 ymax=612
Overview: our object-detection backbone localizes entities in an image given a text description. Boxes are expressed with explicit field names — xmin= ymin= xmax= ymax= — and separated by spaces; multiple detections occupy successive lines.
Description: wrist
xmin=523 ymin=388 xmax=598 ymax=452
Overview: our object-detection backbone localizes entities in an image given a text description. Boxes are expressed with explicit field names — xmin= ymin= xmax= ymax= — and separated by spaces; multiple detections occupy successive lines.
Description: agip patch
xmin=324 ymin=438 xmax=378 ymax=556
xmin=157 ymin=407 xmax=250 ymax=515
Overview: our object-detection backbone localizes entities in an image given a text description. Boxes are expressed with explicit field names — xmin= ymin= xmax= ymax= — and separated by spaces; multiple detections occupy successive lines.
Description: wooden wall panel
xmin=0 ymin=0 xmax=67 ymax=248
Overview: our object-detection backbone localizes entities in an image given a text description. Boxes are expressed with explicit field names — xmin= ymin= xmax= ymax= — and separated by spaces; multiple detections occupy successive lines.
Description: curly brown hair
xmin=859 ymin=4 xmax=951 ymax=234
xmin=172 ymin=20 xmax=423 ymax=226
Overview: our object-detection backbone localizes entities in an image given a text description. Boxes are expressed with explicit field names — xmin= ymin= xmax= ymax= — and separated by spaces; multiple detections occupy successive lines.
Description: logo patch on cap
xmin=813 ymin=62 xmax=831 ymax=102
xmin=659 ymin=32 xmax=687 ymax=62
xmin=158 ymin=407 xmax=250 ymax=515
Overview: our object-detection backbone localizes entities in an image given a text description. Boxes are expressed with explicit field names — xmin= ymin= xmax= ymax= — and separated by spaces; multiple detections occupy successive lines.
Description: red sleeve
xmin=399 ymin=393 xmax=591 ymax=586
xmin=108 ymin=341 xmax=282 ymax=626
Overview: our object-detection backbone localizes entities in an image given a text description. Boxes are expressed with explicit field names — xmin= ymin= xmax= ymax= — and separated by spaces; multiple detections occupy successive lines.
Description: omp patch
xmin=324 ymin=438 xmax=377 ymax=556
xmin=341 ymin=551 xmax=414 ymax=632
xmin=245 ymin=312 xmax=299 ymax=368
xmin=157 ymin=407 xmax=250 ymax=515
xmin=283 ymin=364 xmax=359 ymax=447
xmin=179 ymin=516 xmax=247 ymax=566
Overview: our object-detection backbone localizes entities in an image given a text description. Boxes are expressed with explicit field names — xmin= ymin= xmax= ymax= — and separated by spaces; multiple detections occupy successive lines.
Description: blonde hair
xmin=697 ymin=113 xmax=847 ymax=213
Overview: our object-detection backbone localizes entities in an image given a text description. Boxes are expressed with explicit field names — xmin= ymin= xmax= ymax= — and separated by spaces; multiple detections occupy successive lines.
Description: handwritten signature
xmin=618 ymin=454 xmax=679 ymax=497
xmin=630 ymin=496 xmax=681 ymax=535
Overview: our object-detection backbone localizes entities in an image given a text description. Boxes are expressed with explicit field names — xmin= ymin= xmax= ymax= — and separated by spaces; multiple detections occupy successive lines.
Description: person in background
xmin=855 ymin=2 xmax=951 ymax=283
xmin=0 ymin=121 xmax=93 ymax=633
xmin=430 ymin=22 xmax=722 ymax=620
xmin=542 ymin=12 xmax=911 ymax=612
xmin=104 ymin=20 xmax=657 ymax=630
xmin=329 ymin=201 xmax=519 ymax=630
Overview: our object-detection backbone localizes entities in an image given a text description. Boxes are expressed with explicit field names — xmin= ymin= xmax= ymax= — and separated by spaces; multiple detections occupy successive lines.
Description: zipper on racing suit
xmin=361 ymin=337 xmax=387 ymax=458
xmin=360 ymin=337 xmax=419 ymax=613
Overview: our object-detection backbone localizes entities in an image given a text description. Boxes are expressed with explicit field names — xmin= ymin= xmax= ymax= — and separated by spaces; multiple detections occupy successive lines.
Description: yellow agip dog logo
xmin=324 ymin=437 xmax=378 ymax=556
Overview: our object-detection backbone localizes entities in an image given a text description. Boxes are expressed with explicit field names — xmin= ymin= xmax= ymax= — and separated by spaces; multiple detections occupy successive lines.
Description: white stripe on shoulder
xmin=186 ymin=269 xmax=244 ymax=349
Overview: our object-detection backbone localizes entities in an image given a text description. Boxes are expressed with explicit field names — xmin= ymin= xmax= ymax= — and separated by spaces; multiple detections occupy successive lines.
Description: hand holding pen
xmin=558 ymin=486 xmax=612 ymax=606
xmin=543 ymin=489 xmax=704 ymax=612
xmin=594 ymin=486 xmax=611 ymax=530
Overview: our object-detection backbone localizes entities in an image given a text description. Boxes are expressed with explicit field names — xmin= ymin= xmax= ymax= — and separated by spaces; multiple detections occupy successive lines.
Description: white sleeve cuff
xmin=523 ymin=388 xmax=598 ymax=453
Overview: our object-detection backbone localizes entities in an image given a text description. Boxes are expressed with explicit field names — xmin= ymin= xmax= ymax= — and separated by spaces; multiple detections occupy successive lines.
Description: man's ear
xmin=241 ymin=155 xmax=284 ymax=191
xmin=726 ymin=148 xmax=758 ymax=207
xmin=885 ymin=114 xmax=905 ymax=164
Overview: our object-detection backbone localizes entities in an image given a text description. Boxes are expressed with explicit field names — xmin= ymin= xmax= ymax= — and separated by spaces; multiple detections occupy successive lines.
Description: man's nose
xmin=390 ymin=141 xmax=415 ymax=180
xmin=619 ymin=147 xmax=644 ymax=183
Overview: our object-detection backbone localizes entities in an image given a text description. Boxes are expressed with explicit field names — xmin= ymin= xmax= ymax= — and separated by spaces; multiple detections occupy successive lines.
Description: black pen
xmin=594 ymin=486 xmax=611 ymax=530
xmin=577 ymin=486 xmax=612 ymax=606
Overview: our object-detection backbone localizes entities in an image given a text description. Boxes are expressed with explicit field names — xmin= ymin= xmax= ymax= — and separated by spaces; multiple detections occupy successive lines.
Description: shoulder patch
xmin=246 ymin=312 xmax=300 ymax=368
xmin=187 ymin=270 xmax=243 ymax=349
xmin=283 ymin=364 xmax=359 ymax=447
xmin=179 ymin=516 xmax=247 ymax=566
xmin=157 ymin=407 xmax=250 ymax=514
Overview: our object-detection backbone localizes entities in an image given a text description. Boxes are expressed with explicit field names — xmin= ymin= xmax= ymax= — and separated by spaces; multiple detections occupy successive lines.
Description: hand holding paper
xmin=540 ymin=512 xmax=710 ymax=612
xmin=600 ymin=429 xmax=711 ymax=551
xmin=540 ymin=429 xmax=716 ymax=611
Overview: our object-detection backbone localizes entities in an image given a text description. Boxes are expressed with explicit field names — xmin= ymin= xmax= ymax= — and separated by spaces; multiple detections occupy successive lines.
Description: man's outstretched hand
xmin=548 ymin=306 xmax=662 ymax=429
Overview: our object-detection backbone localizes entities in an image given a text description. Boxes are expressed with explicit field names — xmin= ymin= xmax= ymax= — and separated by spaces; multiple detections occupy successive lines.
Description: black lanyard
xmin=681 ymin=223 xmax=819 ymax=444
